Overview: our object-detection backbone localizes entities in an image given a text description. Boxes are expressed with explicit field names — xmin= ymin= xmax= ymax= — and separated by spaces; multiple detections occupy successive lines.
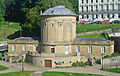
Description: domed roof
xmin=41 ymin=6 xmax=76 ymax=16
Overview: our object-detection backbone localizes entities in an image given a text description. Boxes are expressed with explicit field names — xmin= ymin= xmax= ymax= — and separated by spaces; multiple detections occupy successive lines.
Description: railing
xmin=78 ymin=10 xmax=120 ymax=15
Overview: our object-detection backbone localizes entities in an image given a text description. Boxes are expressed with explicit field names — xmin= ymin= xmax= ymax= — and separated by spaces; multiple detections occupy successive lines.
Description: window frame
xmin=51 ymin=45 xmax=55 ymax=53
xmin=33 ymin=45 xmax=37 ymax=51
xmin=76 ymin=46 xmax=80 ymax=52
xmin=12 ymin=45 xmax=15 ymax=51
xmin=101 ymin=46 xmax=105 ymax=54
xmin=22 ymin=45 xmax=26 ymax=51
xmin=88 ymin=46 xmax=92 ymax=54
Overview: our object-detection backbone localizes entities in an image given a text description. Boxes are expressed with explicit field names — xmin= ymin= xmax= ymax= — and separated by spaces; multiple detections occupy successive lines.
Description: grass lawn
xmin=102 ymin=68 xmax=120 ymax=73
xmin=77 ymin=34 xmax=108 ymax=39
xmin=0 ymin=65 xmax=8 ymax=71
xmin=0 ymin=22 xmax=20 ymax=41
xmin=41 ymin=71 xmax=103 ymax=76
xmin=76 ymin=24 xmax=120 ymax=33
xmin=0 ymin=71 xmax=34 ymax=76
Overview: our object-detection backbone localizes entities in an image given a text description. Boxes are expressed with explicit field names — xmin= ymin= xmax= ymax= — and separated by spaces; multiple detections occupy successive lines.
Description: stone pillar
xmin=9 ymin=57 xmax=12 ymax=63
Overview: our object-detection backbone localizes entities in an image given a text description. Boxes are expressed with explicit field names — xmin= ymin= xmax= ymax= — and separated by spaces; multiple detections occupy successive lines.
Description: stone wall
xmin=103 ymin=56 xmax=120 ymax=68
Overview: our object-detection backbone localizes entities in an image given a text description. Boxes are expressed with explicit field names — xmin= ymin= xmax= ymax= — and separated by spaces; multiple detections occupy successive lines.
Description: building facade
xmin=79 ymin=0 xmax=120 ymax=22
xmin=8 ymin=6 xmax=114 ymax=67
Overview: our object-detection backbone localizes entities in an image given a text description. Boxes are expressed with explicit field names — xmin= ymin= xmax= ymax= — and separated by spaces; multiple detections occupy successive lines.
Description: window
xmin=88 ymin=46 xmax=92 ymax=54
xmin=96 ymin=6 xmax=98 ymax=11
xmin=82 ymin=0 xmax=84 ymax=3
xmin=119 ymin=14 xmax=120 ymax=18
xmin=101 ymin=0 xmax=103 ymax=2
xmin=96 ymin=14 xmax=98 ymax=18
xmin=86 ymin=0 xmax=88 ymax=3
xmin=91 ymin=0 xmax=93 ymax=3
xmin=76 ymin=46 xmax=80 ymax=52
xmin=112 ymin=4 xmax=114 ymax=11
xmin=65 ymin=46 xmax=69 ymax=55
xmin=101 ymin=14 xmax=104 ymax=18
xmin=12 ymin=45 xmax=15 ymax=51
xmin=101 ymin=47 xmax=105 ymax=54
xmin=22 ymin=45 xmax=26 ymax=51
xmin=112 ymin=0 xmax=114 ymax=2
xmin=96 ymin=0 xmax=98 ymax=3
xmin=51 ymin=45 xmax=55 ymax=53
xmin=107 ymin=5 xmax=109 ymax=11
xmin=107 ymin=14 xmax=110 ymax=18
xmin=82 ymin=15 xmax=84 ymax=19
xmin=86 ymin=6 xmax=88 ymax=12
xmin=87 ymin=15 xmax=89 ymax=19
xmin=33 ymin=45 xmax=37 ymax=51
xmin=107 ymin=0 xmax=109 ymax=2
xmin=101 ymin=5 xmax=103 ymax=11
xmin=82 ymin=6 xmax=83 ymax=12
xmin=91 ymin=6 xmax=93 ymax=12
xmin=112 ymin=14 xmax=114 ymax=18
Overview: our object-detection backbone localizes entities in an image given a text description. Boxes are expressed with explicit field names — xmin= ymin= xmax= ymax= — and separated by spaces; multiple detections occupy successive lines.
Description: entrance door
xmin=45 ymin=60 xmax=52 ymax=67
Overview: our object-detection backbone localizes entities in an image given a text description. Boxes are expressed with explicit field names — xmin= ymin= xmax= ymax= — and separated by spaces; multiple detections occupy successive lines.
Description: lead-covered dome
xmin=41 ymin=6 xmax=76 ymax=16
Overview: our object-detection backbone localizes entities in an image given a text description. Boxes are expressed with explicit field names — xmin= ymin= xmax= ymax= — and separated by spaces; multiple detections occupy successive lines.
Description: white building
xmin=79 ymin=0 xmax=120 ymax=22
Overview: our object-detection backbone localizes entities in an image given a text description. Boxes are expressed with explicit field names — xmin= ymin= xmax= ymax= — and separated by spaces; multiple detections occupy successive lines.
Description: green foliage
xmin=0 ymin=65 xmax=8 ymax=71
xmin=22 ymin=0 xmax=74 ymax=37
xmin=104 ymin=52 xmax=120 ymax=58
xmin=0 ymin=22 xmax=20 ymax=40
xmin=77 ymin=33 xmax=108 ymax=39
xmin=72 ymin=61 xmax=86 ymax=67
xmin=102 ymin=68 xmax=120 ymax=73
xmin=41 ymin=71 xmax=103 ymax=76
xmin=0 ymin=71 xmax=34 ymax=76
xmin=0 ymin=0 xmax=5 ymax=22
xmin=76 ymin=24 xmax=120 ymax=33
xmin=67 ymin=0 xmax=78 ymax=13
xmin=0 ymin=53 xmax=3 ymax=58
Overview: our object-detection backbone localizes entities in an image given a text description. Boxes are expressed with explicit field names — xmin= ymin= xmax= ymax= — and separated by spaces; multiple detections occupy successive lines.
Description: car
xmin=92 ymin=21 xmax=102 ymax=24
xmin=84 ymin=21 xmax=92 ymax=24
xmin=110 ymin=20 xmax=120 ymax=24
xmin=76 ymin=21 xmax=85 ymax=24
xmin=101 ymin=20 xmax=109 ymax=24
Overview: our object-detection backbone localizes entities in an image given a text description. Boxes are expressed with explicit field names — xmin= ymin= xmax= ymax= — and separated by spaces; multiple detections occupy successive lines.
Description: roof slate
xmin=74 ymin=38 xmax=107 ymax=41
xmin=41 ymin=6 xmax=76 ymax=16
xmin=14 ymin=37 xmax=40 ymax=40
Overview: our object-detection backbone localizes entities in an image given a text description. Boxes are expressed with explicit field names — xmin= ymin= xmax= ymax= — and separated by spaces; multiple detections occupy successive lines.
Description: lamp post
xmin=21 ymin=56 xmax=24 ymax=71
xmin=101 ymin=53 xmax=104 ymax=70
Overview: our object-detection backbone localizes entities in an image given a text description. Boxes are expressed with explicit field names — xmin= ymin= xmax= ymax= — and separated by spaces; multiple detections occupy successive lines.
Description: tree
xmin=22 ymin=0 xmax=74 ymax=37
xmin=67 ymin=0 xmax=78 ymax=13
xmin=0 ymin=0 xmax=5 ymax=22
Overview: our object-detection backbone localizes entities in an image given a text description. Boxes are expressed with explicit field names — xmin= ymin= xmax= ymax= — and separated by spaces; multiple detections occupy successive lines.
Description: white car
xmin=0 ymin=44 xmax=5 ymax=46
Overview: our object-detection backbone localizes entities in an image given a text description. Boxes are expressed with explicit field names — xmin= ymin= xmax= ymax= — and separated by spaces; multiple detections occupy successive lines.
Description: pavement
xmin=0 ymin=61 xmax=120 ymax=76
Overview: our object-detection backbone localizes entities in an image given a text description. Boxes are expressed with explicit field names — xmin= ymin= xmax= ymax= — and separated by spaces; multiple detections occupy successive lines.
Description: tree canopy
xmin=0 ymin=0 xmax=78 ymax=37
xmin=0 ymin=0 xmax=5 ymax=22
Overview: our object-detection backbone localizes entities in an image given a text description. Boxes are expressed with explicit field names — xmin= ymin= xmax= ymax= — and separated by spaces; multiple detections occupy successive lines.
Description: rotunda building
xmin=39 ymin=6 xmax=77 ymax=55
xmin=40 ymin=6 xmax=76 ymax=43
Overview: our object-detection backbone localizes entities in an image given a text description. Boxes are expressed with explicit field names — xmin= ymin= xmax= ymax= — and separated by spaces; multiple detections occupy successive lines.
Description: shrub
xmin=72 ymin=61 xmax=86 ymax=67
xmin=104 ymin=52 xmax=120 ymax=58
xmin=72 ymin=62 xmax=76 ymax=67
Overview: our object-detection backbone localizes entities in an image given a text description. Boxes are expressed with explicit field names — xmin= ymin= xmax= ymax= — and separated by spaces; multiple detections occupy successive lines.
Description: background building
xmin=79 ymin=0 xmax=120 ymax=22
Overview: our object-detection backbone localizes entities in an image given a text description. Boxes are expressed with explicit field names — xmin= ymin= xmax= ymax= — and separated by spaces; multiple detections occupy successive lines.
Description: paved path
xmin=0 ymin=61 xmax=48 ymax=74
xmin=1 ymin=61 xmax=120 ymax=76
xmin=47 ymin=65 xmax=120 ymax=76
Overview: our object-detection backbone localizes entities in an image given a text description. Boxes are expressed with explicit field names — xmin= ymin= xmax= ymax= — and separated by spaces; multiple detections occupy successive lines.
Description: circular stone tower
xmin=40 ymin=6 xmax=76 ymax=43
xmin=39 ymin=6 xmax=76 ymax=54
